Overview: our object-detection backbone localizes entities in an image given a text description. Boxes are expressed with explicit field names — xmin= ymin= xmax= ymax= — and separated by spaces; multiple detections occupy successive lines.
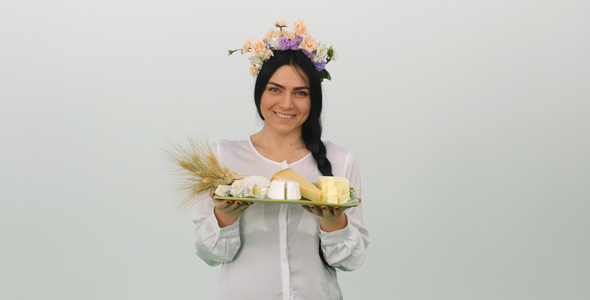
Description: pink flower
xmin=260 ymin=49 xmax=273 ymax=60
xmin=299 ymin=36 xmax=317 ymax=52
xmin=264 ymin=28 xmax=275 ymax=41
xmin=275 ymin=20 xmax=287 ymax=27
xmin=241 ymin=39 xmax=251 ymax=54
xmin=283 ymin=30 xmax=296 ymax=40
xmin=292 ymin=20 xmax=309 ymax=36
xmin=249 ymin=65 xmax=259 ymax=76
xmin=250 ymin=39 xmax=266 ymax=54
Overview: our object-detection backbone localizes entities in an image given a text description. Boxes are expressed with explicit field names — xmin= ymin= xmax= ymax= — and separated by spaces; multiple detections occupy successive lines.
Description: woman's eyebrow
xmin=293 ymin=86 xmax=309 ymax=91
xmin=267 ymin=82 xmax=309 ymax=90
xmin=267 ymin=82 xmax=284 ymax=88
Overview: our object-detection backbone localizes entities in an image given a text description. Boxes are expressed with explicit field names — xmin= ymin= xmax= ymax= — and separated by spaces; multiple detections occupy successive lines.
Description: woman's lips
xmin=274 ymin=112 xmax=295 ymax=119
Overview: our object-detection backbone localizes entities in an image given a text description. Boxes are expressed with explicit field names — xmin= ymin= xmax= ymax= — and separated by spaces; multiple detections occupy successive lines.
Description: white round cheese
xmin=267 ymin=179 xmax=301 ymax=200
xmin=242 ymin=176 xmax=271 ymax=190
xmin=267 ymin=180 xmax=285 ymax=200
xmin=284 ymin=181 xmax=301 ymax=200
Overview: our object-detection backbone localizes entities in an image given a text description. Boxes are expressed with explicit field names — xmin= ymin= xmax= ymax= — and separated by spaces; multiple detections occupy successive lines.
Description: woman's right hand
xmin=210 ymin=189 xmax=252 ymax=227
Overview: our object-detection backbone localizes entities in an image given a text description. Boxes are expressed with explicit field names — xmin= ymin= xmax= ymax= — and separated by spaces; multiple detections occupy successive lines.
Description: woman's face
xmin=260 ymin=65 xmax=311 ymax=135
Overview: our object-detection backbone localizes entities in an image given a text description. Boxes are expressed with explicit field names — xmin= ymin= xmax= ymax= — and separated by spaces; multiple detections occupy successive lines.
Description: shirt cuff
xmin=319 ymin=220 xmax=353 ymax=246
xmin=207 ymin=209 xmax=240 ymax=238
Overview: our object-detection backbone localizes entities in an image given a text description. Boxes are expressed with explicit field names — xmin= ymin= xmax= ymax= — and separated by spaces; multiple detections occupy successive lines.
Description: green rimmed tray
xmin=213 ymin=196 xmax=360 ymax=207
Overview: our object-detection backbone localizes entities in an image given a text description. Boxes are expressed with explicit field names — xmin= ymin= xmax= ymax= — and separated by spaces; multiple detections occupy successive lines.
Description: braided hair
xmin=254 ymin=50 xmax=333 ymax=176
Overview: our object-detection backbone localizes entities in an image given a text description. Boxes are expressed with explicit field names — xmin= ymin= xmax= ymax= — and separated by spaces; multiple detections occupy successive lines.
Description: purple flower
xmin=314 ymin=61 xmax=326 ymax=71
xmin=302 ymin=50 xmax=315 ymax=58
xmin=278 ymin=37 xmax=290 ymax=50
xmin=265 ymin=41 xmax=274 ymax=50
xmin=289 ymin=36 xmax=303 ymax=50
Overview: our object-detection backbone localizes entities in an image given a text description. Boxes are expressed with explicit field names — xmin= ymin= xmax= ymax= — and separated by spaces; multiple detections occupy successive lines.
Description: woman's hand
xmin=210 ymin=189 xmax=252 ymax=228
xmin=302 ymin=204 xmax=349 ymax=232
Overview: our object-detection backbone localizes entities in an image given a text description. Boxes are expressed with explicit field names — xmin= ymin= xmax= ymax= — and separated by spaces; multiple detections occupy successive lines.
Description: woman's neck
xmin=250 ymin=126 xmax=309 ymax=163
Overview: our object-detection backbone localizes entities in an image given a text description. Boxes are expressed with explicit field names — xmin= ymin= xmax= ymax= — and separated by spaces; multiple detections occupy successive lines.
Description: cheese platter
xmin=212 ymin=168 xmax=361 ymax=207
xmin=213 ymin=193 xmax=360 ymax=207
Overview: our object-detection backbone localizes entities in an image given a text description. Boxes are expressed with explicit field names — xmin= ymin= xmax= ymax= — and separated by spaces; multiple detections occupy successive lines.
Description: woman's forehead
xmin=268 ymin=65 xmax=309 ymax=87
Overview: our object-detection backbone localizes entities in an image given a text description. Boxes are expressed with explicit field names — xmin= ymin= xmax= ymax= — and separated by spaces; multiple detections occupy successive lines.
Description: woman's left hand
xmin=301 ymin=204 xmax=346 ymax=218
xmin=301 ymin=204 xmax=349 ymax=232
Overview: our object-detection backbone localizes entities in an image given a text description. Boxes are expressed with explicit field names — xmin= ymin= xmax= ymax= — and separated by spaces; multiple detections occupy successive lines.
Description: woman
xmin=193 ymin=21 xmax=369 ymax=299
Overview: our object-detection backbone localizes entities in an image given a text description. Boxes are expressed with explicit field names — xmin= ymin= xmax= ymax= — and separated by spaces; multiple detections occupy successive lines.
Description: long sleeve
xmin=319 ymin=148 xmax=370 ymax=271
xmin=192 ymin=193 xmax=242 ymax=266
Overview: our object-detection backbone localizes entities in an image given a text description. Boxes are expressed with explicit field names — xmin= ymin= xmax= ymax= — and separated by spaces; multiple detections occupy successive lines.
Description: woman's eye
xmin=269 ymin=87 xmax=279 ymax=92
xmin=296 ymin=91 xmax=308 ymax=96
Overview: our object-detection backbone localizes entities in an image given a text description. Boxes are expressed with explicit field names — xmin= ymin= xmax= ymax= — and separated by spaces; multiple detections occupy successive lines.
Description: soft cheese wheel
xmin=267 ymin=180 xmax=286 ymax=200
xmin=229 ymin=180 xmax=251 ymax=198
xmin=271 ymin=168 xmax=322 ymax=201
xmin=242 ymin=176 xmax=271 ymax=190
xmin=267 ymin=180 xmax=301 ymax=200
xmin=214 ymin=185 xmax=232 ymax=197
xmin=252 ymin=185 xmax=269 ymax=198
xmin=284 ymin=181 xmax=301 ymax=200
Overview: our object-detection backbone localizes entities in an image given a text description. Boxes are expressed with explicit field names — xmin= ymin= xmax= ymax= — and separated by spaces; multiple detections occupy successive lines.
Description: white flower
xmin=331 ymin=48 xmax=338 ymax=61
xmin=251 ymin=55 xmax=264 ymax=66
xmin=267 ymin=36 xmax=279 ymax=50
xmin=312 ymin=44 xmax=328 ymax=63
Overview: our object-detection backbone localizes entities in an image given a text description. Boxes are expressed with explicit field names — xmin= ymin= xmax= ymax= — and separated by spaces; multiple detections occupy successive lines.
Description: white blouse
xmin=193 ymin=138 xmax=369 ymax=300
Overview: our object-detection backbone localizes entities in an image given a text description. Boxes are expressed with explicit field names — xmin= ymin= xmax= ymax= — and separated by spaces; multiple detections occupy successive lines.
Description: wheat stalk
xmin=164 ymin=137 xmax=240 ymax=209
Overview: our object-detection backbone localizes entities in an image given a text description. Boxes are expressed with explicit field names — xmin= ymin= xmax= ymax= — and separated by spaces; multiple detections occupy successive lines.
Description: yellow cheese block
xmin=338 ymin=193 xmax=350 ymax=204
xmin=271 ymin=168 xmax=322 ymax=201
xmin=326 ymin=186 xmax=339 ymax=204
xmin=318 ymin=176 xmax=349 ymax=195
xmin=318 ymin=177 xmax=335 ymax=190
xmin=318 ymin=176 xmax=350 ymax=203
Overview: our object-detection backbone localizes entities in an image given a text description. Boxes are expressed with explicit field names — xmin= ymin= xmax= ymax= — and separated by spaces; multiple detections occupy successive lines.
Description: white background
xmin=1 ymin=0 xmax=589 ymax=299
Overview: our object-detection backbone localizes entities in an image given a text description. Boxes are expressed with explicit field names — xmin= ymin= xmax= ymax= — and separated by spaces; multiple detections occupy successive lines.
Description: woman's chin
xmin=265 ymin=123 xmax=302 ymax=135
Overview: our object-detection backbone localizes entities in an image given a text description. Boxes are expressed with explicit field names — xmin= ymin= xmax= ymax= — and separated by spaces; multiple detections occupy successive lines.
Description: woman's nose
xmin=279 ymin=94 xmax=294 ymax=109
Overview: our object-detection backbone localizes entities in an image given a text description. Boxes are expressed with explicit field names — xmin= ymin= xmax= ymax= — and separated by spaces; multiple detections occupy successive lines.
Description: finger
xmin=230 ymin=205 xmax=248 ymax=215
xmin=236 ymin=201 xmax=253 ymax=213
xmin=321 ymin=205 xmax=333 ymax=218
xmin=239 ymin=203 xmax=251 ymax=212
xmin=215 ymin=200 xmax=233 ymax=210
xmin=225 ymin=202 xmax=243 ymax=213
xmin=333 ymin=206 xmax=342 ymax=217
xmin=309 ymin=205 xmax=321 ymax=216
xmin=215 ymin=203 xmax=237 ymax=215
xmin=301 ymin=205 xmax=312 ymax=213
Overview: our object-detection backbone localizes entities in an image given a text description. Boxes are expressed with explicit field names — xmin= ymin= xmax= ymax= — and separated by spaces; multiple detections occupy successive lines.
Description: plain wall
xmin=1 ymin=0 xmax=589 ymax=299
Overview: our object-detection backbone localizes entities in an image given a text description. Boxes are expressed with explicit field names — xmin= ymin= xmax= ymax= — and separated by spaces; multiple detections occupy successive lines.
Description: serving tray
xmin=213 ymin=194 xmax=360 ymax=207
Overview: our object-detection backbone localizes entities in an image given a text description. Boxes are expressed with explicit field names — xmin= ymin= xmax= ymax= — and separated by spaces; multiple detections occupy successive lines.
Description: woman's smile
xmin=260 ymin=65 xmax=311 ymax=134
xmin=274 ymin=111 xmax=296 ymax=119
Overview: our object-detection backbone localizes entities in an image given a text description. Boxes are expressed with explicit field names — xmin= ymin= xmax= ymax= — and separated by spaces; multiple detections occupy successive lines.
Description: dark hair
xmin=254 ymin=50 xmax=333 ymax=176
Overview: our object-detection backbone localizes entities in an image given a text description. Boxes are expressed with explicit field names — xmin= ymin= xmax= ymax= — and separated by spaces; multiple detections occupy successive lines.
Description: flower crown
xmin=227 ymin=20 xmax=338 ymax=82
